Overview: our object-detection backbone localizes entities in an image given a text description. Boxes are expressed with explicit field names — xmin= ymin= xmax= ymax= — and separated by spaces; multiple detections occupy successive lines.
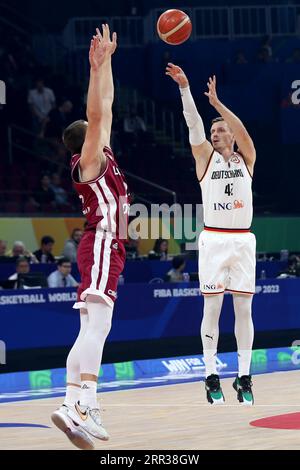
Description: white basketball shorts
xmin=198 ymin=229 xmax=256 ymax=295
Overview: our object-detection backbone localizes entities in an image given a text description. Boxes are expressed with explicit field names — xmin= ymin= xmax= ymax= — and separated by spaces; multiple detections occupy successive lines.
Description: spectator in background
xmin=277 ymin=255 xmax=300 ymax=278
xmin=125 ymin=236 xmax=140 ymax=260
xmin=257 ymin=37 xmax=273 ymax=64
xmin=149 ymin=238 xmax=169 ymax=260
xmin=33 ymin=174 xmax=56 ymax=208
xmin=11 ymin=241 xmax=25 ymax=257
xmin=8 ymin=257 xmax=30 ymax=287
xmin=286 ymin=48 xmax=300 ymax=64
xmin=62 ymin=228 xmax=83 ymax=263
xmin=0 ymin=44 xmax=18 ymax=83
xmin=28 ymin=78 xmax=56 ymax=137
xmin=123 ymin=110 xmax=147 ymax=146
xmin=234 ymin=50 xmax=248 ymax=64
xmin=257 ymin=46 xmax=273 ymax=63
xmin=165 ymin=255 xmax=186 ymax=282
xmin=45 ymin=100 xmax=73 ymax=140
xmin=0 ymin=240 xmax=7 ymax=257
xmin=110 ymin=109 xmax=122 ymax=157
xmin=47 ymin=257 xmax=78 ymax=288
xmin=50 ymin=173 xmax=68 ymax=207
xmin=9 ymin=241 xmax=38 ymax=263
xmin=34 ymin=236 xmax=55 ymax=263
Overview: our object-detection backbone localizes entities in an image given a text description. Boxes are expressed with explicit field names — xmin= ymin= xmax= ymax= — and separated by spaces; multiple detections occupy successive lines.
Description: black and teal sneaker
xmin=205 ymin=374 xmax=225 ymax=405
xmin=233 ymin=375 xmax=254 ymax=406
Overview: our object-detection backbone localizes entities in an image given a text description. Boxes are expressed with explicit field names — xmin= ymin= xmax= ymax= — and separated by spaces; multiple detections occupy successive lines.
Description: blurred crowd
xmin=0 ymin=229 xmax=83 ymax=289
xmin=1 ymin=25 xmax=300 ymax=216
xmin=0 ymin=228 xmax=83 ymax=264
xmin=1 ymin=231 xmax=299 ymax=290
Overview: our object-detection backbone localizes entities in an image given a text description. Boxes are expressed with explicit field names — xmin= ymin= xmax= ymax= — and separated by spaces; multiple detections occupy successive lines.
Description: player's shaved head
xmin=62 ymin=120 xmax=88 ymax=155
xmin=211 ymin=117 xmax=233 ymax=133
xmin=211 ymin=117 xmax=225 ymax=125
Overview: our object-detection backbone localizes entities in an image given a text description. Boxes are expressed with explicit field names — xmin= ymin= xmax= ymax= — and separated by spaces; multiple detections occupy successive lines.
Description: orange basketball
xmin=157 ymin=9 xmax=192 ymax=45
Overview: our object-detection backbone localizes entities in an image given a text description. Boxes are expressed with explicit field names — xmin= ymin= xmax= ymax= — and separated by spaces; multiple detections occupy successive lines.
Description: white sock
xmin=203 ymin=350 xmax=217 ymax=377
xmin=237 ymin=350 xmax=253 ymax=377
xmin=80 ymin=380 xmax=98 ymax=409
xmin=79 ymin=296 xmax=113 ymax=376
xmin=64 ymin=385 xmax=80 ymax=407
xmin=201 ymin=295 xmax=224 ymax=377
xmin=233 ymin=295 xmax=254 ymax=377
xmin=79 ymin=295 xmax=113 ymax=409
xmin=66 ymin=310 xmax=88 ymax=385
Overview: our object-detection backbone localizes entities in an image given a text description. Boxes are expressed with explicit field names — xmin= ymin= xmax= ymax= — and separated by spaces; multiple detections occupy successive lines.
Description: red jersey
xmin=71 ymin=146 xmax=129 ymax=242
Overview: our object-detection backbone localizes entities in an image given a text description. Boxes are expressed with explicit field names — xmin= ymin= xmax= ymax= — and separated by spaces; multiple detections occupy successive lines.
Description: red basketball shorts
xmin=73 ymin=230 xmax=126 ymax=310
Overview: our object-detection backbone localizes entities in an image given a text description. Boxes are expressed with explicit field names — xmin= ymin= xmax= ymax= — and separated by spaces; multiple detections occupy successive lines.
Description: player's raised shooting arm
xmin=80 ymin=25 xmax=117 ymax=182
xmin=96 ymin=26 xmax=115 ymax=146
xmin=165 ymin=63 xmax=213 ymax=177
xmin=205 ymin=76 xmax=256 ymax=171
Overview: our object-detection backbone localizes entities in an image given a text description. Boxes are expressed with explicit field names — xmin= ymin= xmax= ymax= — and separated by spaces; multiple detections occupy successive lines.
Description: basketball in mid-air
xmin=157 ymin=9 xmax=192 ymax=45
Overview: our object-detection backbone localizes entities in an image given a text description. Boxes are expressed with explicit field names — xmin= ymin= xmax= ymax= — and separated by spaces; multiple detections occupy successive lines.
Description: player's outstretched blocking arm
xmin=205 ymin=75 xmax=256 ymax=172
xmin=93 ymin=25 xmax=116 ymax=147
xmin=80 ymin=24 xmax=117 ymax=182
xmin=166 ymin=63 xmax=213 ymax=174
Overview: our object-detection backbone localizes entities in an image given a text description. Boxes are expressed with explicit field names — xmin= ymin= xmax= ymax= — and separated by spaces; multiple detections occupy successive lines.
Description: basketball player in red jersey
xmin=166 ymin=63 xmax=256 ymax=406
xmin=51 ymin=25 xmax=129 ymax=449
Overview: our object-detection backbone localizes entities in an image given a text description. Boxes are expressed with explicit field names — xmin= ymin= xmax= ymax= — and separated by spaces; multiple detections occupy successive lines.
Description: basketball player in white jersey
xmin=166 ymin=63 xmax=256 ymax=405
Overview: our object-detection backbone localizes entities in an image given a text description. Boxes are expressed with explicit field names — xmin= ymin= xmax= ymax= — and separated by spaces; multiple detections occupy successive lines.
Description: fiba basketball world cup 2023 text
xmin=0 ymin=80 xmax=6 ymax=105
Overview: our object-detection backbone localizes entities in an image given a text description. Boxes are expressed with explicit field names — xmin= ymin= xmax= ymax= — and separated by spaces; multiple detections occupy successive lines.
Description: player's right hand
xmin=89 ymin=24 xmax=117 ymax=71
xmin=165 ymin=63 xmax=189 ymax=88
xmin=95 ymin=24 xmax=117 ymax=57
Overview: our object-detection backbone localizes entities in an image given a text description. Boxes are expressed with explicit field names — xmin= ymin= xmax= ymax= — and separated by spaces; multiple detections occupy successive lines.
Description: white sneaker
xmin=68 ymin=402 xmax=109 ymax=441
xmin=51 ymin=404 xmax=95 ymax=450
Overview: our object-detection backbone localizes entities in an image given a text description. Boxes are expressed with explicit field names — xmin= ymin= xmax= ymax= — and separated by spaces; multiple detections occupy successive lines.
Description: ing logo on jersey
xmin=213 ymin=200 xmax=244 ymax=211
xmin=233 ymin=200 xmax=244 ymax=209
xmin=203 ymin=283 xmax=224 ymax=291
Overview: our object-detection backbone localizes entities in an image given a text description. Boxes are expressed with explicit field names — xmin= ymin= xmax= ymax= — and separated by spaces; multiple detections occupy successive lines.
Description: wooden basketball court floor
xmin=1 ymin=370 xmax=300 ymax=450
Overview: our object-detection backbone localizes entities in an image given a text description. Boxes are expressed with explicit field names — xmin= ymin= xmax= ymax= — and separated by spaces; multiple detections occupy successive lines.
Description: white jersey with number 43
xmin=200 ymin=151 xmax=253 ymax=230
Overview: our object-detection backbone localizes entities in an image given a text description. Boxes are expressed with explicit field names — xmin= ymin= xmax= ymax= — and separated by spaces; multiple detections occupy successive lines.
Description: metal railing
xmin=63 ymin=16 xmax=144 ymax=50
xmin=0 ymin=2 xmax=45 ymax=35
xmin=0 ymin=3 xmax=70 ymax=74
xmin=124 ymin=170 xmax=177 ymax=206
xmin=114 ymin=84 xmax=186 ymax=154
xmin=149 ymin=5 xmax=300 ymax=40
xmin=63 ymin=5 xmax=300 ymax=51
xmin=6 ymin=124 xmax=178 ymax=208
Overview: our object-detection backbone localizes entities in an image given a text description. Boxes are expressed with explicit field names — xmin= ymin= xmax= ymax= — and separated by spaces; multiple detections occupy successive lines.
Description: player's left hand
xmin=204 ymin=75 xmax=220 ymax=108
